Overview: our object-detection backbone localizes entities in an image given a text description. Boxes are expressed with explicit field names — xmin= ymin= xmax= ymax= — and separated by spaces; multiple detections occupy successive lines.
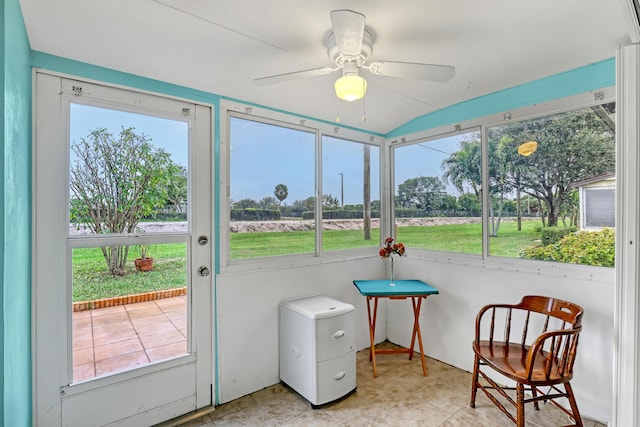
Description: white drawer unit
xmin=279 ymin=295 xmax=356 ymax=407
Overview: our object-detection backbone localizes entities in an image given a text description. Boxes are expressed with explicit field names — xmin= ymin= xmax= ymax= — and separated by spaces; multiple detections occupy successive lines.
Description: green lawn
xmin=72 ymin=243 xmax=187 ymax=302
xmin=72 ymin=221 xmax=542 ymax=302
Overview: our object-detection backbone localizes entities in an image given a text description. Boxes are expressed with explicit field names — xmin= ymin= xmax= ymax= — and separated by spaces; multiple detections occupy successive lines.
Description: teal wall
xmin=387 ymin=58 xmax=616 ymax=138
xmin=0 ymin=0 xmax=5 ymax=420
xmin=2 ymin=0 xmax=616 ymax=422
xmin=3 ymin=0 xmax=32 ymax=425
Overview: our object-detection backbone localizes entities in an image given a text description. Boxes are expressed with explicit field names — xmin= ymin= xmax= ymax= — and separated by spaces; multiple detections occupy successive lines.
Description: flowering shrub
xmin=379 ymin=237 xmax=406 ymax=258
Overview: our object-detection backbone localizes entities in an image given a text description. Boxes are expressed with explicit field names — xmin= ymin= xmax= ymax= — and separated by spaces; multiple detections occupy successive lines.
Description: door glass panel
xmin=69 ymin=103 xmax=190 ymax=382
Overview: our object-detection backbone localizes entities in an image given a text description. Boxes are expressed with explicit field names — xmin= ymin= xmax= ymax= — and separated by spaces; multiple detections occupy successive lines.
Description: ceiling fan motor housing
xmin=325 ymin=28 xmax=374 ymax=68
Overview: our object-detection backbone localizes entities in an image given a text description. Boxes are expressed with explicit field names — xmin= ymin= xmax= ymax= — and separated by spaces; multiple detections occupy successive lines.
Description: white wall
xmin=387 ymin=256 xmax=615 ymax=423
xmin=215 ymin=254 xmax=614 ymax=423
xmin=216 ymin=256 xmax=387 ymax=403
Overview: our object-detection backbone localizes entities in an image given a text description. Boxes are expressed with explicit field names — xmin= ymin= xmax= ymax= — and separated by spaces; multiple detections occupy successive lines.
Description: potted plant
xmin=134 ymin=243 xmax=153 ymax=272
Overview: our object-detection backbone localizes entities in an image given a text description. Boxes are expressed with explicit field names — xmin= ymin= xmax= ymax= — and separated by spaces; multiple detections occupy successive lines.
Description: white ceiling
xmin=19 ymin=0 xmax=633 ymax=134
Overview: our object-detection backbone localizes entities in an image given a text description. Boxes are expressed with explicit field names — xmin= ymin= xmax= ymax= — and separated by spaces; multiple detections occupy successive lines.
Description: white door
xmin=33 ymin=72 xmax=214 ymax=426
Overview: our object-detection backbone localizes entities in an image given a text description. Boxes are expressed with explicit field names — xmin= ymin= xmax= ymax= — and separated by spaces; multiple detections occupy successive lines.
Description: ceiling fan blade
xmin=330 ymin=9 xmax=365 ymax=56
xmin=368 ymin=61 xmax=455 ymax=83
xmin=253 ymin=67 xmax=336 ymax=86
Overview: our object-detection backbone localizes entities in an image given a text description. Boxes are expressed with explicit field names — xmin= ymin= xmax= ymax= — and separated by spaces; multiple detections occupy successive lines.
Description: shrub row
xmin=540 ymin=227 xmax=577 ymax=245
xmin=230 ymin=209 xmax=282 ymax=221
xmin=301 ymin=210 xmax=381 ymax=220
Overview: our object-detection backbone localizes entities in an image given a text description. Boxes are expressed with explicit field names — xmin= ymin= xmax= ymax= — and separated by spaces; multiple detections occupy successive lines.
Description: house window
xmin=487 ymin=102 xmax=616 ymax=267
xmin=583 ymin=187 xmax=615 ymax=228
xmin=393 ymin=130 xmax=483 ymax=255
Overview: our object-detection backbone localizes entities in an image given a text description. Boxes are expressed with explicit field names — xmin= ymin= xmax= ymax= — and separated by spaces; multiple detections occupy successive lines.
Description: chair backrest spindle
xmin=504 ymin=307 xmax=512 ymax=345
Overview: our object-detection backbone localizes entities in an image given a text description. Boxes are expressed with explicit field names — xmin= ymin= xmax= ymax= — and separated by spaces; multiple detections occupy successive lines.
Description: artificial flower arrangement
xmin=379 ymin=237 xmax=406 ymax=258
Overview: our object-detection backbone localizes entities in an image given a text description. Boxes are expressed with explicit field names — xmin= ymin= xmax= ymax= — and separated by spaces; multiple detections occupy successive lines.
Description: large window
xmin=487 ymin=102 xmax=616 ymax=267
xmin=393 ymin=130 xmax=483 ymax=255
xmin=229 ymin=116 xmax=315 ymax=259
xmin=228 ymin=114 xmax=380 ymax=260
xmin=391 ymin=101 xmax=615 ymax=268
xmin=322 ymin=136 xmax=380 ymax=251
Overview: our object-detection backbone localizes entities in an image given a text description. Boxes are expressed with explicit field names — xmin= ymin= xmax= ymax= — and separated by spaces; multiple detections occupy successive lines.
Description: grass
xmin=72 ymin=243 xmax=187 ymax=302
xmin=72 ymin=221 xmax=542 ymax=302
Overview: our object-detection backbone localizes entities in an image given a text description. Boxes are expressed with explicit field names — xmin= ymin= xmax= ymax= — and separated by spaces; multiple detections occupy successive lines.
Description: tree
xmin=490 ymin=107 xmax=615 ymax=227
xmin=292 ymin=197 xmax=315 ymax=211
xmin=396 ymin=176 xmax=447 ymax=210
xmin=274 ymin=184 xmax=288 ymax=210
xmin=442 ymin=138 xmax=482 ymax=198
xmin=233 ymin=198 xmax=258 ymax=209
xmin=458 ymin=193 xmax=481 ymax=216
xmin=164 ymin=164 xmax=187 ymax=214
xmin=258 ymin=196 xmax=279 ymax=209
xmin=69 ymin=127 xmax=181 ymax=276
xmin=322 ymin=194 xmax=340 ymax=208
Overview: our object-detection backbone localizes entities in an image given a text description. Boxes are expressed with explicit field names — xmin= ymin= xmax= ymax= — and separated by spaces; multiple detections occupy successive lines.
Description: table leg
xmin=365 ymin=296 xmax=380 ymax=377
xmin=409 ymin=296 xmax=428 ymax=376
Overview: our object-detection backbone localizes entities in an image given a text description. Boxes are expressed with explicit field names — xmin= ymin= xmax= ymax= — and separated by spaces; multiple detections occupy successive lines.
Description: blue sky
xmin=70 ymin=103 xmax=470 ymax=206
xmin=70 ymin=103 xmax=189 ymax=167
xmin=230 ymin=117 xmax=383 ymax=205
xmin=394 ymin=133 xmax=476 ymax=195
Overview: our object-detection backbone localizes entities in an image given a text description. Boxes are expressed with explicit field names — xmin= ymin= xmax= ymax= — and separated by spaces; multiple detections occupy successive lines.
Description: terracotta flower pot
xmin=134 ymin=257 xmax=154 ymax=272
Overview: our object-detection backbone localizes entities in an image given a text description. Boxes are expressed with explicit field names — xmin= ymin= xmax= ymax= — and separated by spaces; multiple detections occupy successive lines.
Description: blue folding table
xmin=353 ymin=279 xmax=439 ymax=378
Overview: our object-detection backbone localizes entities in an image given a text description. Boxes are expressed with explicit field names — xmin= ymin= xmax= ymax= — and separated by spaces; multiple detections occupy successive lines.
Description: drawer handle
xmin=332 ymin=330 xmax=345 ymax=340
xmin=334 ymin=371 xmax=346 ymax=381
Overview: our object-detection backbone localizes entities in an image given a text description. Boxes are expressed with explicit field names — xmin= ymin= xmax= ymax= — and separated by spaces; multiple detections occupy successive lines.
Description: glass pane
xmin=72 ymin=243 xmax=188 ymax=382
xmin=394 ymin=131 xmax=482 ymax=255
xmin=69 ymin=103 xmax=191 ymax=382
xmin=229 ymin=117 xmax=315 ymax=259
xmin=322 ymin=136 xmax=380 ymax=251
xmin=487 ymin=102 xmax=615 ymax=267
xmin=69 ymin=104 xmax=189 ymax=236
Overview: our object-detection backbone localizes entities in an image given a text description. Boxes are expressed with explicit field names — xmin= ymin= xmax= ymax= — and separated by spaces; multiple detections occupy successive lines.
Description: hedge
xmin=230 ymin=209 xmax=282 ymax=221
xmin=301 ymin=210 xmax=381 ymax=220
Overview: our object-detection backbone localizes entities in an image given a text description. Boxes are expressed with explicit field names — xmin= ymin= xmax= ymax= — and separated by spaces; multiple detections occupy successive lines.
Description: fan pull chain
xmin=362 ymin=82 xmax=367 ymax=122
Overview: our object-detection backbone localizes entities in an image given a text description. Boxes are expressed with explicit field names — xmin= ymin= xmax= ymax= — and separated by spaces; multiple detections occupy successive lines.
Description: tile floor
xmin=72 ymin=296 xmax=187 ymax=381
xmin=161 ymin=342 xmax=606 ymax=427
xmin=74 ymin=301 xmax=605 ymax=426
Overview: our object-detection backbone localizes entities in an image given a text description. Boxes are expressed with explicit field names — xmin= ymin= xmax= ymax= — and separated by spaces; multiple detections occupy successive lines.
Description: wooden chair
xmin=470 ymin=295 xmax=584 ymax=427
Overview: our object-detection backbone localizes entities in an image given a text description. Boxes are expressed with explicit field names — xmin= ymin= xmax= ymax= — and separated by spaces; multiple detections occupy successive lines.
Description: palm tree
xmin=274 ymin=183 xmax=288 ymax=211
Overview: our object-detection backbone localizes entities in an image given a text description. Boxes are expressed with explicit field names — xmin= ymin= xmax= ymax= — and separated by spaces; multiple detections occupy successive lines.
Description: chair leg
xmin=470 ymin=354 xmax=480 ymax=408
xmin=516 ymin=383 xmax=525 ymax=427
xmin=564 ymin=382 xmax=583 ymax=427
xmin=531 ymin=386 xmax=539 ymax=410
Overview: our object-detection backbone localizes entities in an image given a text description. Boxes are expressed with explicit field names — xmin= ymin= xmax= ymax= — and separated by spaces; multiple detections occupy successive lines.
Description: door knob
xmin=198 ymin=266 xmax=210 ymax=277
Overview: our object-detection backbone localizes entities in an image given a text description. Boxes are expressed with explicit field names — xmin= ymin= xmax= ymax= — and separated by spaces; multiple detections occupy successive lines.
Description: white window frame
xmin=388 ymin=87 xmax=616 ymax=283
xmin=219 ymin=100 xmax=384 ymax=273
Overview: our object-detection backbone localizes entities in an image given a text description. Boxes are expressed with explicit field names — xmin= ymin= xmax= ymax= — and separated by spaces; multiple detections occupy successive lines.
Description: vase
xmin=390 ymin=256 xmax=395 ymax=286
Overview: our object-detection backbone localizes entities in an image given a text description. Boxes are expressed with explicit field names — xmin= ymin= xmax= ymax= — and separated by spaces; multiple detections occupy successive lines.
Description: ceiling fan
xmin=253 ymin=9 xmax=455 ymax=102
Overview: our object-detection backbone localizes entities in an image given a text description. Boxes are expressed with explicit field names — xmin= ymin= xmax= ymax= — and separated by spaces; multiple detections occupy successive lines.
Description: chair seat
xmin=474 ymin=340 xmax=573 ymax=385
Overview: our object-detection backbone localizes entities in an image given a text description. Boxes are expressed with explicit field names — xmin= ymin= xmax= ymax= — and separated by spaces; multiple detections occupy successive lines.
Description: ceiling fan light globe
xmin=335 ymin=75 xmax=367 ymax=101
xmin=518 ymin=140 xmax=538 ymax=156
